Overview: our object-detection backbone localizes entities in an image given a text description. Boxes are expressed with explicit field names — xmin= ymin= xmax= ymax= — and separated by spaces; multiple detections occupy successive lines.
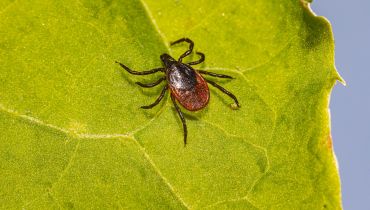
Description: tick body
xmin=116 ymin=38 xmax=240 ymax=145
xmin=163 ymin=54 xmax=210 ymax=111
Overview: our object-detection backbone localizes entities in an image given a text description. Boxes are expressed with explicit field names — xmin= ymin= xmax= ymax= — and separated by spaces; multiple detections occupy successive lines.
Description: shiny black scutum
xmin=167 ymin=63 xmax=197 ymax=90
xmin=161 ymin=53 xmax=197 ymax=91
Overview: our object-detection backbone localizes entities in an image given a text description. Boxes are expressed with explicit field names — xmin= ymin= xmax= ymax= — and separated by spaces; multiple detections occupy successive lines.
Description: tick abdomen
xmin=167 ymin=64 xmax=210 ymax=111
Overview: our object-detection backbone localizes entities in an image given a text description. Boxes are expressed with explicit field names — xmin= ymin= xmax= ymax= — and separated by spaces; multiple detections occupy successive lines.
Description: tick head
xmin=160 ymin=53 xmax=177 ymax=68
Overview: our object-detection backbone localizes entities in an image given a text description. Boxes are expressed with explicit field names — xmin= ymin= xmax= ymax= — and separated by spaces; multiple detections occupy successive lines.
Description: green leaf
xmin=0 ymin=0 xmax=342 ymax=209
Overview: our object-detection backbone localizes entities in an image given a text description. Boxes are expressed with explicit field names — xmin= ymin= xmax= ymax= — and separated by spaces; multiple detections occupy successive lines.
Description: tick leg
xmin=188 ymin=52 xmax=205 ymax=65
xmin=136 ymin=77 xmax=166 ymax=88
xmin=205 ymin=79 xmax=240 ymax=107
xmin=171 ymin=94 xmax=188 ymax=145
xmin=198 ymin=70 xmax=233 ymax=79
xmin=116 ymin=61 xmax=164 ymax=75
xmin=170 ymin=38 xmax=194 ymax=63
xmin=141 ymin=86 xmax=168 ymax=109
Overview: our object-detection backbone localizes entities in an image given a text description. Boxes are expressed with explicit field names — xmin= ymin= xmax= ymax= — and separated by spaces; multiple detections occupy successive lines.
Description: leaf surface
xmin=0 ymin=0 xmax=342 ymax=209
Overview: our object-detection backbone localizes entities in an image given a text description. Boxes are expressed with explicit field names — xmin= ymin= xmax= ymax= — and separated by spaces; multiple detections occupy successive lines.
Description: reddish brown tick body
xmin=116 ymin=38 xmax=240 ymax=145
xmin=162 ymin=54 xmax=210 ymax=111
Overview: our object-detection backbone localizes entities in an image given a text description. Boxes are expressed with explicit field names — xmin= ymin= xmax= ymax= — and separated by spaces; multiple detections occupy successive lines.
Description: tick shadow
xmin=170 ymin=103 xmax=210 ymax=123
xmin=117 ymin=68 xmax=165 ymax=97
xmin=200 ymin=72 xmax=240 ymax=109
xmin=170 ymin=107 xmax=198 ymax=123
xmin=117 ymin=67 xmax=169 ymax=119
xmin=210 ymin=88 xmax=233 ymax=107
xmin=130 ymin=92 xmax=170 ymax=120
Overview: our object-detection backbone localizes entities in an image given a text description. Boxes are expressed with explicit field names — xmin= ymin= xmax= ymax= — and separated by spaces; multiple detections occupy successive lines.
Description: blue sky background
xmin=311 ymin=1 xmax=370 ymax=209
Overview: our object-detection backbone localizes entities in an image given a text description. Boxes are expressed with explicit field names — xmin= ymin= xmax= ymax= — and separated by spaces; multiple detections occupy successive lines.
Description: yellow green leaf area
xmin=0 ymin=0 xmax=342 ymax=209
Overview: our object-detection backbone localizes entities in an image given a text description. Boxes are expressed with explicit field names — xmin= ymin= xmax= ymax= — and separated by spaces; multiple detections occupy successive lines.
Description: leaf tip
xmin=332 ymin=66 xmax=346 ymax=86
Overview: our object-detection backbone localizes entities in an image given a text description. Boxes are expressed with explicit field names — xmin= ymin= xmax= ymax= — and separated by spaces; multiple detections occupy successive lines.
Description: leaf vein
xmin=50 ymin=139 xmax=81 ymax=188
xmin=200 ymin=66 xmax=278 ymax=119
xmin=21 ymin=140 xmax=81 ymax=209
xmin=244 ymin=114 xmax=277 ymax=199
xmin=0 ymin=103 xmax=135 ymax=139
xmin=185 ymin=5 xmax=225 ymax=34
xmin=204 ymin=197 xmax=260 ymax=210
xmin=199 ymin=118 xmax=268 ymax=153
xmin=138 ymin=0 xmax=171 ymax=52
xmin=129 ymin=137 xmax=191 ymax=209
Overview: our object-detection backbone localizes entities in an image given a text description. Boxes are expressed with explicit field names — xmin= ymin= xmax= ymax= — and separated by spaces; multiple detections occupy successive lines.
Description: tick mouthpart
xmin=160 ymin=53 xmax=177 ymax=68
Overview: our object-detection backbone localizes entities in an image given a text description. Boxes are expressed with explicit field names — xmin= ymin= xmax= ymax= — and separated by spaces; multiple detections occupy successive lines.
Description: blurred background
xmin=311 ymin=1 xmax=370 ymax=209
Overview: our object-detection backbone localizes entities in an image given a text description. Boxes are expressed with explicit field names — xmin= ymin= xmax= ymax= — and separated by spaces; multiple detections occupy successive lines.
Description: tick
xmin=116 ymin=38 xmax=240 ymax=145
